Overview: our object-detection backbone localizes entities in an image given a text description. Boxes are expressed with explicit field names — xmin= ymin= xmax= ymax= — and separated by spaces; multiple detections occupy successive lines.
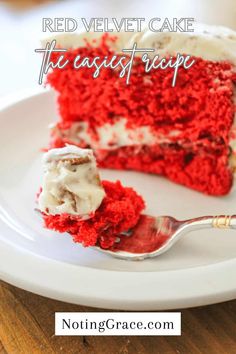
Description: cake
xmin=38 ymin=145 xmax=145 ymax=248
xmin=44 ymin=24 xmax=236 ymax=195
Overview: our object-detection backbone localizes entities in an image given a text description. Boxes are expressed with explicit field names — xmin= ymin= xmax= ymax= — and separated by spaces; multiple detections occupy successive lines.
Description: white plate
xmin=0 ymin=89 xmax=236 ymax=310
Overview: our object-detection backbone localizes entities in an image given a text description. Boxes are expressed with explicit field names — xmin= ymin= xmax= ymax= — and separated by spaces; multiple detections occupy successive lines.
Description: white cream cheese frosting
xmin=38 ymin=145 xmax=105 ymax=217
xmin=51 ymin=119 xmax=180 ymax=149
xmin=42 ymin=23 xmax=236 ymax=64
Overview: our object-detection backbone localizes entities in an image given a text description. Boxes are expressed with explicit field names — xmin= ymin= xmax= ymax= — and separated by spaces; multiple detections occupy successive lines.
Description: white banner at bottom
xmin=55 ymin=312 xmax=181 ymax=336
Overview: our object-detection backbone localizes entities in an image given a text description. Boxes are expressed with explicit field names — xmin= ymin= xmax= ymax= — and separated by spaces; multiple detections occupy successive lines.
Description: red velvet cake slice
xmin=45 ymin=24 xmax=236 ymax=195
xmin=38 ymin=145 xmax=145 ymax=248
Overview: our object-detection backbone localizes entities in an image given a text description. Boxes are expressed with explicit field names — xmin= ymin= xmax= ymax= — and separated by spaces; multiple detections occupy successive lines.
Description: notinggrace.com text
xmin=55 ymin=312 xmax=181 ymax=336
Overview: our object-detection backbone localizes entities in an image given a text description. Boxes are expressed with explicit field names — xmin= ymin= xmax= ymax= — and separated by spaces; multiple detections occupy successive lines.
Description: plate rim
xmin=1 ymin=237 xmax=236 ymax=310
xmin=0 ymin=89 xmax=236 ymax=310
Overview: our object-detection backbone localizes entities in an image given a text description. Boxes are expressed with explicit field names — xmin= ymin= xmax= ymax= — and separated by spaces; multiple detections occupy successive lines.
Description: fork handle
xmin=211 ymin=215 xmax=236 ymax=229
xmin=183 ymin=215 xmax=236 ymax=231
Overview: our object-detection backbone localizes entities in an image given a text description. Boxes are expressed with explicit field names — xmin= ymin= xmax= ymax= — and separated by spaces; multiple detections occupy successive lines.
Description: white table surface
xmin=0 ymin=0 xmax=235 ymax=97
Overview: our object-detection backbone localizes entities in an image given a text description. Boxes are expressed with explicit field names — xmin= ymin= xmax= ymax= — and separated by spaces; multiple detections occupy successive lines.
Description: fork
xmin=93 ymin=214 xmax=236 ymax=261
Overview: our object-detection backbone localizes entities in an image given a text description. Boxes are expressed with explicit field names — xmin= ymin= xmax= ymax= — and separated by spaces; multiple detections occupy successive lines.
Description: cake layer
xmin=97 ymin=145 xmax=233 ymax=196
xmin=48 ymin=53 xmax=235 ymax=145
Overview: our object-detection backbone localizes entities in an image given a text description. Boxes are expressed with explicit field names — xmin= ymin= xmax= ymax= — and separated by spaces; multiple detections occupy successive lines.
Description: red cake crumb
xmin=47 ymin=35 xmax=236 ymax=196
xmin=42 ymin=180 xmax=145 ymax=249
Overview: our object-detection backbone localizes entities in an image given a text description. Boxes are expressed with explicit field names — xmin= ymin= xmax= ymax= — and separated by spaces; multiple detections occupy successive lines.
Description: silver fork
xmin=93 ymin=214 xmax=236 ymax=261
